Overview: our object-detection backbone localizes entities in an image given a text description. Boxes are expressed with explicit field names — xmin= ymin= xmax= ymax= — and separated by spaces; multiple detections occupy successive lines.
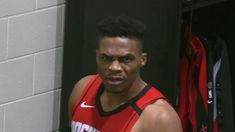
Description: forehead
xmin=98 ymin=37 xmax=140 ymax=55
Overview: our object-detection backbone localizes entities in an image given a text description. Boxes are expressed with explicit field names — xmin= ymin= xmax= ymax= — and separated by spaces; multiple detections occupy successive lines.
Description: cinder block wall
xmin=0 ymin=0 xmax=65 ymax=132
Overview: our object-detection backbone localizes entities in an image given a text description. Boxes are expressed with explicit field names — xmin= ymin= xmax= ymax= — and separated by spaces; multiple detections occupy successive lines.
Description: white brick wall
xmin=0 ymin=0 xmax=65 ymax=131
xmin=34 ymin=48 xmax=63 ymax=94
xmin=0 ymin=19 xmax=7 ymax=61
xmin=0 ymin=0 xmax=36 ymax=18
xmin=0 ymin=106 xmax=3 ymax=132
xmin=37 ymin=0 xmax=66 ymax=9
xmin=0 ymin=56 xmax=34 ymax=104
xmin=4 ymin=90 xmax=61 ymax=132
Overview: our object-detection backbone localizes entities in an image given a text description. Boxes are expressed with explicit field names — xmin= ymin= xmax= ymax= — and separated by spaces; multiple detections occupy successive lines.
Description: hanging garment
xmin=200 ymin=35 xmax=234 ymax=132
xmin=177 ymin=24 xmax=234 ymax=132
xmin=177 ymin=27 xmax=208 ymax=132
xmin=200 ymin=35 xmax=218 ymax=132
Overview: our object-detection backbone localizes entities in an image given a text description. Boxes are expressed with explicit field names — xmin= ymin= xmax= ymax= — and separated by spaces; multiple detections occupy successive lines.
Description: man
xmin=69 ymin=16 xmax=182 ymax=132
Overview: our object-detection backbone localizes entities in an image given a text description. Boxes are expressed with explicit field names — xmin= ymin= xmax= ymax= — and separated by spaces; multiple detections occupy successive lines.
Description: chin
xmin=104 ymin=83 xmax=125 ymax=94
xmin=105 ymin=88 xmax=125 ymax=94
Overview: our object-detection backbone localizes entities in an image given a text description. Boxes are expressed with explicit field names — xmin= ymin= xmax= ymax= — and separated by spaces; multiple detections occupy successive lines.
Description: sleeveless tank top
xmin=71 ymin=74 xmax=166 ymax=132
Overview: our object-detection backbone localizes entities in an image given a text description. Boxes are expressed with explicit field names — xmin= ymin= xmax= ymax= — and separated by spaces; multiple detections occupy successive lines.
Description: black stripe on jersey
xmin=96 ymin=84 xmax=151 ymax=116
xmin=130 ymin=103 xmax=142 ymax=115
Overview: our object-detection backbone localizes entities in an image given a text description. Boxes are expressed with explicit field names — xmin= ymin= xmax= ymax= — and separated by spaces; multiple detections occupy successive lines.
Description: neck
xmin=100 ymin=77 xmax=147 ymax=111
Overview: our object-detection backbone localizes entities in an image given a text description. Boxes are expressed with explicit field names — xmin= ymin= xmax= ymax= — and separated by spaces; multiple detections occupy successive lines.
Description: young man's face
xmin=96 ymin=36 xmax=147 ymax=93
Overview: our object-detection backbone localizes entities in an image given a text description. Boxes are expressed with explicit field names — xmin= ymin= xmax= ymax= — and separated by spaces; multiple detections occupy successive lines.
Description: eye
xmin=99 ymin=54 xmax=112 ymax=62
xmin=120 ymin=56 xmax=133 ymax=63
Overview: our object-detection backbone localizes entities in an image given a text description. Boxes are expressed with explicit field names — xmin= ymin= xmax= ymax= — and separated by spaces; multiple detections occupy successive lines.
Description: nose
xmin=108 ymin=60 xmax=122 ymax=72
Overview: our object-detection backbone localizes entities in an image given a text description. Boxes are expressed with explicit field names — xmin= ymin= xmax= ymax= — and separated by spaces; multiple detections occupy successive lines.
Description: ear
xmin=140 ymin=53 xmax=147 ymax=67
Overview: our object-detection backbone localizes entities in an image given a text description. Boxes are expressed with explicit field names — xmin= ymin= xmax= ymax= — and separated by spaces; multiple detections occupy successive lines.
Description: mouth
xmin=106 ymin=76 xmax=124 ymax=85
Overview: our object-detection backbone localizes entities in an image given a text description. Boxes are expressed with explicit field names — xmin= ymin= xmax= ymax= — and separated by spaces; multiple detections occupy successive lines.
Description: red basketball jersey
xmin=71 ymin=74 xmax=167 ymax=132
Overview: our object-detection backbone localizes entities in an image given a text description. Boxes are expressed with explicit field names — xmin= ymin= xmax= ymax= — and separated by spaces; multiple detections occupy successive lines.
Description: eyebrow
xmin=99 ymin=52 xmax=135 ymax=58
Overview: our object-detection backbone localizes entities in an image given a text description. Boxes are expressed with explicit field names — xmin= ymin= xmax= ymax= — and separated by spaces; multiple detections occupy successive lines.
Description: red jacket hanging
xmin=177 ymin=26 xmax=208 ymax=132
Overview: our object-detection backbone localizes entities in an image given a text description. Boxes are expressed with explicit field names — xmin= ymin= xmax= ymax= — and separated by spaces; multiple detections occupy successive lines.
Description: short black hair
xmin=96 ymin=15 xmax=146 ymax=44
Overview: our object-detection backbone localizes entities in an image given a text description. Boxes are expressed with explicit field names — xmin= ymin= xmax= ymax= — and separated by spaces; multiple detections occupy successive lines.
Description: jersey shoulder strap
xmin=125 ymin=86 xmax=168 ymax=131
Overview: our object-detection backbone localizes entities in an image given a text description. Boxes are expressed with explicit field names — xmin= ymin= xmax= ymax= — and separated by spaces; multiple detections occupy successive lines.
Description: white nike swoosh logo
xmin=80 ymin=101 xmax=95 ymax=108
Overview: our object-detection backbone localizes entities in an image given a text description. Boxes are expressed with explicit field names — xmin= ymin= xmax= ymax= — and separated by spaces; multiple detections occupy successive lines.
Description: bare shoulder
xmin=132 ymin=99 xmax=182 ymax=132
xmin=68 ymin=75 xmax=96 ymax=115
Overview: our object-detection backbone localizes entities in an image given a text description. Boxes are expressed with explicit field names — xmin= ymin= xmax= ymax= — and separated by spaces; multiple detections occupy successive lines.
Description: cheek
xmin=123 ymin=64 xmax=140 ymax=74
xmin=97 ymin=63 xmax=104 ymax=70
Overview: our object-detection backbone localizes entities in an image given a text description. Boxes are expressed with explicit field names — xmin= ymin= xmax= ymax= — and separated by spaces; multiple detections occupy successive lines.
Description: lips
xmin=106 ymin=76 xmax=124 ymax=85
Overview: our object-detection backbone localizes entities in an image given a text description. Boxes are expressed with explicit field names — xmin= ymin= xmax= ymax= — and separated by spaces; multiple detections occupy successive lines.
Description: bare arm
xmin=68 ymin=75 xmax=95 ymax=122
xmin=132 ymin=99 xmax=182 ymax=132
